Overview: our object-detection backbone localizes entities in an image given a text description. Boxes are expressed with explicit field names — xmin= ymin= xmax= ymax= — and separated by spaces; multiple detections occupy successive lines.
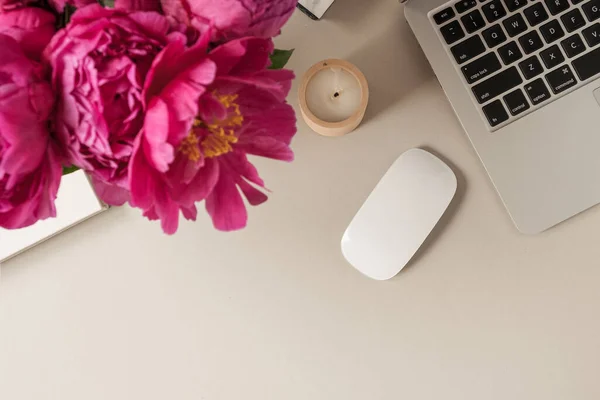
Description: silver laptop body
xmin=405 ymin=0 xmax=600 ymax=233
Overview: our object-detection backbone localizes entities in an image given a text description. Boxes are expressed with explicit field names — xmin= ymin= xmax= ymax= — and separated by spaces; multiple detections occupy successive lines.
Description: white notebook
xmin=0 ymin=171 xmax=108 ymax=263
xmin=298 ymin=0 xmax=336 ymax=19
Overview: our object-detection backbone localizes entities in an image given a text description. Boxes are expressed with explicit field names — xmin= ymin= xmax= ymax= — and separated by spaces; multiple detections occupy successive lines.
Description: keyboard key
xmin=583 ymin=23 xmax=600 ymax=46
xmin=545 ymin=65 xmax=577 ymax=93
xmin=462 ymin=53 xmax=502 ymax=83
xmin=540 ymin=20 xmax=566 ymax=43
xmin=540 ymin=44 xmax=566 ymax=67
xmin=503 ymin=89 xmax=531 ymax=115
xmin=472 ymin=67 xmax=523 ymax=103
xmin=498 ymin=41 xmax=524 ymax=64
xmin=524 ymin=3 xmax=549 ymax=26
xmin=456 ymin=0 xmax=478 ymax=13
xmin=561 ymin=34 xmax=586 ymax=57
xmin=504 ymin=0 xmax=528 ymax=12
xmin=483 ymin=24 xmax=508 ymax=47
xmin=519 ymin=55 xmax=545 ymax=78
xmin=482 ymin=100 xmax=509 ymax=126
xmin=519 ymin=31 xmax=544 ymax=53
xmin=561 ymin=9 xmax=586 ymax=32
xmin=441 ymin=20 xmax=466 ymax=44
xmin=451 ymin=35 xmax=486 ymax=63
xmin=461 ymin=9 xmax=486 ymax=33
xmin=483 ymin=0 xmax=507 ymax=22
xmin=545 ymin=0 xmax=570 ymax=15
xmin=572 ymin=46 xmax=600 ymax=79
xmin=434 ymin=8 xmax=456 ymax=24
xmin=572 ymin=0 xmax=585 ymax=4
xmin=524 ymin=78 xmax=552 ymax=104
xmin=583 ymin=0 xmax=600 ymax=22
xmin=503 ymin=14 xmax=528 ymax=37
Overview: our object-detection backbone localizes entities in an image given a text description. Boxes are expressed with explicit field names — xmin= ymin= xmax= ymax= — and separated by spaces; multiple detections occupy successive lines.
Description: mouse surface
xmin=341 ymin=149 xmax=457 ymax=280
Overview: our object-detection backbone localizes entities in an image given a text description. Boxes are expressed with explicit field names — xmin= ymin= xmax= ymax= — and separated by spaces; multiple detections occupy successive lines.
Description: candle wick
xmin=334 ymin=92 xmax=340 ymax=98
xmin=331 ymin=88 xmax=343 ymax=100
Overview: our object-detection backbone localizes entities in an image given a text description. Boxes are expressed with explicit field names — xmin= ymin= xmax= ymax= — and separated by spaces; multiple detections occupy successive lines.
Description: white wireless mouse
xmin=341 ymin=149 xmax=457 ymax=280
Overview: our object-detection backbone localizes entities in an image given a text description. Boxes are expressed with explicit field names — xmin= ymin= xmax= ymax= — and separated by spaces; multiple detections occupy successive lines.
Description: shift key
xmin=472 ymin=67 xmax=523 ymax=104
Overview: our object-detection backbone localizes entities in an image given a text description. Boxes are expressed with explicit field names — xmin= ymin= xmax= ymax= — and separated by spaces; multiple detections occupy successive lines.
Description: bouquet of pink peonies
xmin=0 ymin=0 xmax=298 ymax=234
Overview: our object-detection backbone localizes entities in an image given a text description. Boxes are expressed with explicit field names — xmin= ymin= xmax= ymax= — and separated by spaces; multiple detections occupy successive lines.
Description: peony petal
xmin=143 ymin=31 xmax=214 ymax=104
xmin=197 ymin=91 xmax=227 ymax=122
xmin=166 ymin=151 xmax=203 ymax=185
xmin=115 ymin=0 xmax=161 ymax=12
xmin=230 ymin=38 xmax=274 ymax=76
xmin=33 ymin=143 xmax=62 ymax=221
xmin=253 ymin=68 xmax=295 ymax=98
xmin=208 ymin=39 xmax=247 ymax=76
xmin=218 ymin=73 xmax=291 ymax=102
xmin=0 ymin=7 xmax=55 ymax=31
xmin=0 ymin=193 xmax=37 ymax=229
xmin=143 ymin=38 xmax=187 ymax=103
xmin=48 ymin=0 xmax=96 ymax=12
xmin=154 ymin=186 xmax=180 ymax=234
xmin=165 ymin=0 xmax=296 ymax=42
xmin=0 ymin=143 xmax=61 ymax=229
xmin=239 ymin=136 xmax=294 ymax=162
xmin=0 ymin=82 xmax=52 ymax=175
xmin=129 ymin=134 xmax=156 ymax=210
xmin=143 ymin=207 xmax=159 ymax=220
xmin=174 ymin=156 xmax=219 ymax=206
xmin=181 ymin=205 xmax=197 ymax=221
xmin=223 ymin=152 xmax=264 ymax=188
xmin=205 ymin=171 xmax=247 ymax=231
xmin=0 ymin=8 xmax=56 ymax=60
xmin=143 ymin=98 xmax=174 ymax=172
xmin=91 ymin=176 xmax=130 ymax=206
xmin=128 ymin=10 xmax=170 ymax=38
xmin=237 ymin=179 xmax=268 ymax=206
xmin=70 ymin=4 xmax=113 ymax=21
xmin=237 ymin=98 xmax=297 ymax=145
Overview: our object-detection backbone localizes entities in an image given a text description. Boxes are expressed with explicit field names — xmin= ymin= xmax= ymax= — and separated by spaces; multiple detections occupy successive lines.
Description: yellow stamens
xmin=178 ymin=93 xmax=244 ymax=161
xmin=202 ymin=128 xmax=239 ymax=158
xmin=179 ymin=131 xmax=201 ymax=162
xmin=202 ymin=93 xmax=244 ymax=159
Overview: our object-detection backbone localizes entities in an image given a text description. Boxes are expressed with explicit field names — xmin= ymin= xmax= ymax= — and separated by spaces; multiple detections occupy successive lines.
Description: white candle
xmin=299 ymin=59 xmax=369 ymax=137
xmin=305 ymin=66 xmax=363 ymax=123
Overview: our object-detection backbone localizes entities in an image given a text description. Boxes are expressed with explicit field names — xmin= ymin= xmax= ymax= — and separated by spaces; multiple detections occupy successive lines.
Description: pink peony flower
xmin=130 ymin=35 xmax=296 ymax=233
xmin=46 ymin=4 xmax=181 ymax=205
xmin=0 ymin=7 xmax=56 ymax=61
xmin=0 ymin=35 xmax=61 ymax=229
xmin=160 ymin=0 xmax=297 ymax=43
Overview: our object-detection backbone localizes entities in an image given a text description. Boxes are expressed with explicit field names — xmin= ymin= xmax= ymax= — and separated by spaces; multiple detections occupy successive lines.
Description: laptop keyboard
xmin=430 ymin=0 xmax=600 ymax=130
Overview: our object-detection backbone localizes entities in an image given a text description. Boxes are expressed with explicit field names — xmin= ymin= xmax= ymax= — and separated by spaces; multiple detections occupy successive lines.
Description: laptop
xmin=404 ymin=0 xmax=600 ymax=233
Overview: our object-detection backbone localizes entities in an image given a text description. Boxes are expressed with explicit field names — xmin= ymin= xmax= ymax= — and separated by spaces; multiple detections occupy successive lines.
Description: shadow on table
xmin=400 ymin=147 xmax=466 ymax=274
xmin=346 ymin=18 xmax=434 ymax=126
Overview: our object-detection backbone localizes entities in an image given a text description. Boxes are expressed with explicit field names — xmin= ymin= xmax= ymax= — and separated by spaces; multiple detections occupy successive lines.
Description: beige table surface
xmin=3 ymin=1 xmax=600 ymax=399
